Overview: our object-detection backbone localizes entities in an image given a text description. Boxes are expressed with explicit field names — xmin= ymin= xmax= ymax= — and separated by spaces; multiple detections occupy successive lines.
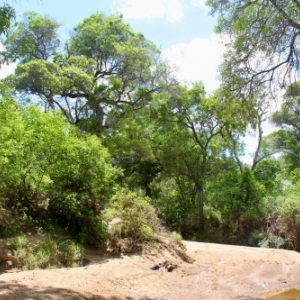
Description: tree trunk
xmin=197 ymin=183 xmax=205 ymax=231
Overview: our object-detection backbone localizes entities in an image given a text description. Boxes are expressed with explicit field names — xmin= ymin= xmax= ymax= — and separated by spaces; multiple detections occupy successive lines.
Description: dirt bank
xmin=1 ymin=241 xmax=300 ymax=299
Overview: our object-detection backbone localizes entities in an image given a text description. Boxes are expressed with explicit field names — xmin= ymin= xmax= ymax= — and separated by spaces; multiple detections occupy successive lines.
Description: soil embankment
xmin=1 ymin=241 xmax=300 ymax=299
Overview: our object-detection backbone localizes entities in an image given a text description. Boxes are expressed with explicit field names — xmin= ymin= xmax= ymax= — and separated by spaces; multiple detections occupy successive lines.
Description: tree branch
xmin=292 ymin=0 xmax=300 ymax=11
xmin=269 ymin=0 xmax=300 ymax=30
xmin=226 ymin=126 xmax=244 ymax=173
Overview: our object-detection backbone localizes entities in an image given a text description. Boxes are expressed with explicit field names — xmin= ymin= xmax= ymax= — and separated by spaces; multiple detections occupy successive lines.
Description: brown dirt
xmin=1 ymin=241 xmax=300 ymax=299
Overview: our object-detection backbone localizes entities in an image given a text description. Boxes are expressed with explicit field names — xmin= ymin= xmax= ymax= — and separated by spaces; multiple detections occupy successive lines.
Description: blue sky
xmin=11 ymin=0 xmax=224 ymax=93
xmin=14 ymin=0 xmax=215 ymax=47
xmin=6 ymin=0 xmax=275 ymax=162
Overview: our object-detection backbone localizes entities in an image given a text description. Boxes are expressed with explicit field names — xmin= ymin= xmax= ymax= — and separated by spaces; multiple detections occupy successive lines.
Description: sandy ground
xmin=1 ymin=241 xmax=300 ymax=299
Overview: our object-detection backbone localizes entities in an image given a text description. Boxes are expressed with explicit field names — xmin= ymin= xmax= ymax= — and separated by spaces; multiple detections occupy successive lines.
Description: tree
xmin=272 ymin=80 xmax=300 ymax=131
xmin=0 ymin=2 xmax=15 ymax=67
xmin=267 ymin=80 xmax=300 ymax=170
xmin=2 ymin=11 xmax=60 ymax=62
xmin=207 ymin=0 xmax=300 ymax=97
xmin=203 ymin=87 xmax=275 ymax=221
xmin=0 ymin=89 xmax=118 ymax=245
xmin=103 ymin=106 xmax=161 ymax=196
xmin=3 ymin=12 xmax=173 ymax=134
xmin=0 ymin=2 xmax=15 ymax=35
xmin=153 ymin=82 xmax=227 ymax=231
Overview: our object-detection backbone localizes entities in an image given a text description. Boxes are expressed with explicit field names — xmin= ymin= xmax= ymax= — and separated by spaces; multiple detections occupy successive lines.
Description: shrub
xmin=10 ymin=235 xmax=84 ymax=270
xmin=171 ymin=231 xmax=182 ymax=243
xmin=150 ymin=175 xmax=197 ymax=232
xmin=0 ymin=96 xmax=118 ymax=246
xmin=269 ymin=181 xmax=300 ymax=250
xmin=103 ymin=189 xmax=162 ymax=252
xmin=58 ymin=240 xmax=84 ymax=267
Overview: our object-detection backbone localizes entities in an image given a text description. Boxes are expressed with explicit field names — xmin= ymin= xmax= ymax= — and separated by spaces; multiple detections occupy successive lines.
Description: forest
xmin=1 ymin=0 xmax=300 ymax=269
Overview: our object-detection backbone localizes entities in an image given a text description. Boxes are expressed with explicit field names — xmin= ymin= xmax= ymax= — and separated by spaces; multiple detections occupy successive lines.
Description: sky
xmin=8 ymin=0 xmax=224 ymax=93
xmin=2 ymin=0 xmax=277 ymax=163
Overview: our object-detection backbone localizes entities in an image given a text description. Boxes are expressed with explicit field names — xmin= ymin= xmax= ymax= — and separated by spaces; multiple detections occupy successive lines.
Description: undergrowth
xmin=102 ymin=189 xmax=191 ymax=262
xmin=10 ymin=235 xmax=84 ymax=270
xmin=103 ymin=189 xmax=162 ymax=253
xmin=0 ymin=189 xmax=192 ymax=271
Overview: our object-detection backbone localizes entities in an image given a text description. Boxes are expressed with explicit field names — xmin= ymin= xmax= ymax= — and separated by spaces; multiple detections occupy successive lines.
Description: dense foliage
xmin=3 ymin=12 xmax=173 ymax=134
xmin=0 ymin=90 xmax=118 ymax=245
xmin=1 ymin=8 xmax=300 ymax=260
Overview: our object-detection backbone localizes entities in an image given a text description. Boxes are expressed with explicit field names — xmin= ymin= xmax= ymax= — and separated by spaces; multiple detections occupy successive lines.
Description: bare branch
xmin=226 ymin=127 xmax=244 ymax=173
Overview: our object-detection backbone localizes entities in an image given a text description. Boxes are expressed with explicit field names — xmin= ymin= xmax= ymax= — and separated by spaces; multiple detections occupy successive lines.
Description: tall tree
xmin=0 ymin=2 xmax=15 ymax=35
xmin=204 ymin=88 xmax=272 ymax=220
xmin=153 ymin=82 xmax=227 ymax=230
xmin=268 ymin=80 xmax=300 ymax=170
xmin=0 ymin=2 xmax=15 ymax=67
xmin=207 ymin=0 xmax=300 ymax=97
xmin=2 ymin=11 xmax=60 ymax=62
xmin=3 ymin=12 xmax=174 ymax=133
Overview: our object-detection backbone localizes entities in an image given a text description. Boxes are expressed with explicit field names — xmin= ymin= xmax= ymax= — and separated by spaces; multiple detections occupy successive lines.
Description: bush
xmin=58 ymin=240 xmax=84 ymax=267
xmin=0 ymin=96 xmax=119 ymax=246
xmin=150 ymin=175 xmax=197 ymax=232
xmin=0 ymin=210 xmax=20 ymax=238
xmin=171 ymin=231 xmax=182 ymax=242
xmin=103 ymin=189 xmax=162 ymax=252
xmin=269 ymin=181 xmax=300 ymax=250
xmin=10 ymin=235 xmax=84 ymax=269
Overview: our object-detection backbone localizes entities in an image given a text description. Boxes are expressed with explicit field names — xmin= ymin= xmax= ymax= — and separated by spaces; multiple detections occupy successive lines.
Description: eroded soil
xmin=1 ymin=241 xmax=300 ymax=299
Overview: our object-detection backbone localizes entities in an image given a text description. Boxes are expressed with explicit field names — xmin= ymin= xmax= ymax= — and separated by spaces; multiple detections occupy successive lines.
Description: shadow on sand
xmin=0 ymin=280 xmax=135 ymax=300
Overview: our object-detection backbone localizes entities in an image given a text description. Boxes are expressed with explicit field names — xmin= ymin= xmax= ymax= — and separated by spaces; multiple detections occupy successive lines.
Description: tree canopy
xmin=0 ymin=2 xmax=15 ymax=35
xmin=207 ymin=0 xmax=300 ymax=97
xmin=3 ymin=12 xmax=174 ymax=134
xmin=2 ymin=6 xmax=300 ymax=257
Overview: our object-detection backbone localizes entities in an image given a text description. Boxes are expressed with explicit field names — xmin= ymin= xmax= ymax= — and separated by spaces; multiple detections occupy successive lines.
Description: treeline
xmin=1 ymin=8 xmax=300 ymax=253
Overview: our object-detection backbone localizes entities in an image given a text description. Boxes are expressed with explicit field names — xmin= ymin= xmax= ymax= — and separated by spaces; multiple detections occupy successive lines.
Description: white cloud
xmin=112 ymin=0 xmax=184 ymax=23
xmin=0 ymin=45 xmax=15 ymax=79
xmin=162 ymin=34 xmax=226 ymax=93
xmin=191 ymin=0 xmax=207 ymax=9
xmin=162 ymin=36 xmax=281 ymax=165
xmin=0 ymin=62 xmax=15 ymax=79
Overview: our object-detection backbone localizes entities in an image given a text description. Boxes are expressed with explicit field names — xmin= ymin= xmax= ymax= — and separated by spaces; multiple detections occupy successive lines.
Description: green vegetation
xmin=2 ymin=4 xmax=300 ymax=270
xmin=103 ymin=189 xmax=162 ymax=252
xmin=10 ymin=235 xmax=84 ymax=269
xmin=207 ymin=0 xmax=300 ymax=98
xmin=0 ymin=94 xmax=117 ymax=248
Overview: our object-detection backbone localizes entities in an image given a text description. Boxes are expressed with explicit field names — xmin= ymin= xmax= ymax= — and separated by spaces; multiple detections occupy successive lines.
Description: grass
xmin=9 ymin=235 xmax=84 ymax=270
